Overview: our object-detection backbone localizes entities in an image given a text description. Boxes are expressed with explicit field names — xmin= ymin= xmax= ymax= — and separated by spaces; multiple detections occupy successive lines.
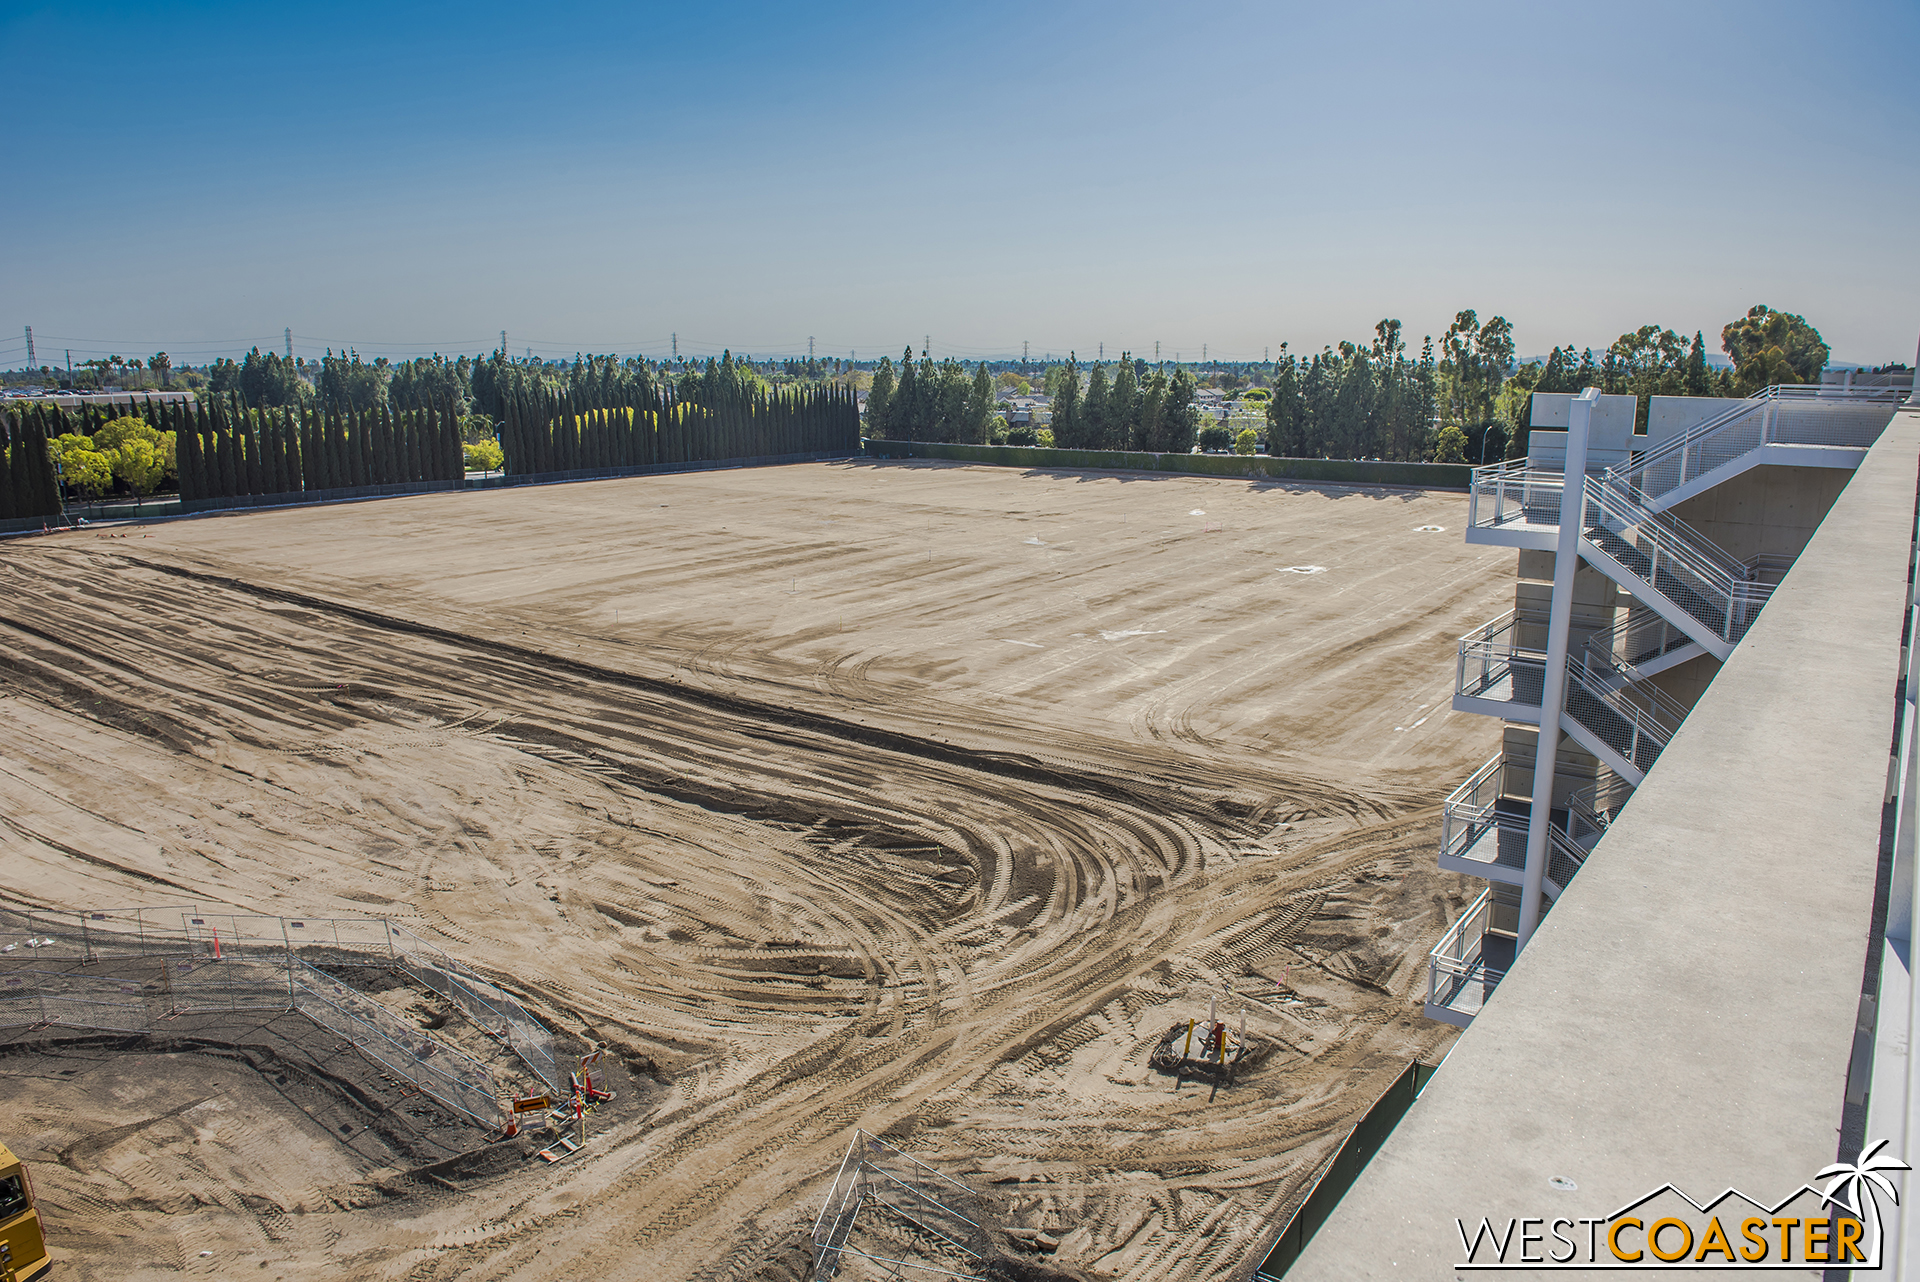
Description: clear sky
xmin=4 ymin=0 xmax=1916 ymax=368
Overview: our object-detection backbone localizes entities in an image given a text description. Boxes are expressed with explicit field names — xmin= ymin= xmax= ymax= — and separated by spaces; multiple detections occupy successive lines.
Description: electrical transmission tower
xmin=24 ymin=327 xmax=34 ymax=368
xmin=285 ymin=328 xmax=293 ymax=360
xmin=501 ymin=330 xmax=507 ymax=357
xmin=808 ymin=336 xmax=814 ymax=360
xmin=672 ymin=333 xmax=678 ymax=360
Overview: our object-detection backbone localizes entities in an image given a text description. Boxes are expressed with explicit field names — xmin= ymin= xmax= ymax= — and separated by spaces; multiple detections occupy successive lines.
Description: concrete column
xmin=1518 ymin=388 xmax=1598 ymax=945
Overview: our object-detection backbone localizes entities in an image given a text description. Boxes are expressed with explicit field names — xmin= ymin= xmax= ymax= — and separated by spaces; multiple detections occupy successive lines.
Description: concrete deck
xmin=1288 ymin=406 xmax=1920 ymax=1278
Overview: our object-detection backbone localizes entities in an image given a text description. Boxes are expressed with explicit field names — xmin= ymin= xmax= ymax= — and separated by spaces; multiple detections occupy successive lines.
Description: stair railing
xmin=1609 ymin=384 xmax=1905 ymax=507
xmin=1563 ymin=653 xmax=1688 ymax=774
xmin=1582 ymin=477 xmax=1775 ymax=643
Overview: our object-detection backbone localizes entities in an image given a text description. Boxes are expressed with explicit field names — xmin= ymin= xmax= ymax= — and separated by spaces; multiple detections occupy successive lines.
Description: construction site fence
xmin=1249 ymin=1060 xmax=1439 ymax=1280
xmin=0 ymin=903 xmax=556 ymax=1095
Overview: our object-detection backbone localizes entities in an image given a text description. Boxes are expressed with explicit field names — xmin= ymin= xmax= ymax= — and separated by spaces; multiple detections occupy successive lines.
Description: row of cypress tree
xmin=183 ymin=396 xmax=462 ymax=500
xmin=128 ymin=393 xmax=463 ymax=501
xmin=496 ymin=377 xmax=858 ymax=475
xmin=0 ymin=409 xmax=64 ymax=521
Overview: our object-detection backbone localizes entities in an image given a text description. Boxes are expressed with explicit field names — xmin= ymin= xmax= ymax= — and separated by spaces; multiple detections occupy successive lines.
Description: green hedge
xmin=862 ymin=440 xmax=1470 ymax=490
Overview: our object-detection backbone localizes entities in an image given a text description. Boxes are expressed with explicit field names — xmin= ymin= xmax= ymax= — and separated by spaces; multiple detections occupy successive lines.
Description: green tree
xmin=1051 ymin=354 xmax=1084 ymax=448
xmin=1083 ymin=363 xmax=1110 ymax=450
xmin=1722 ymin=305 xmax=1828 ymax=392
xmin=969 ymin=362 xmax=993 ymax=444
xmin=1432 ymin=424 xmax=1469 ymax=463
xmin=458 ymin=437 xmax=499 ymax=474
xmin=1267 ymin=349 xmax=1304 ymax=456
xmin=318 ymin=350 xmax=389 ymax=412
xmin=1198 ymin=423 xmax=1232 ymax=452
xmin=93 ymin=415 xmax=160 ymax=453
xmin=49 ymin=433 xmax=114 ymax=495
xmin=932 ymin=359 xmax=971 ymax=442
xmin=1136 ymin=371 xmax=1168 ymax=452
xmin=111 ymin=438 xmax=166 ymax=494
xmin=1607 ymin=325 xmax=1690 ymax=430
xmin=1684 ymin=331 xmax=1713 ymax=396
xmin=1233 ymin=427 xmax=1258 ymax=455
xmin=891 ymin=349 xmax=918 ymax=439
xmin=867 ymin=357 xmax=895 ymax=437
xmin=1161 ymin=367 xmax=1199 ymax=454
xmin=1106 ymin=354 xmax=1138 ymax=450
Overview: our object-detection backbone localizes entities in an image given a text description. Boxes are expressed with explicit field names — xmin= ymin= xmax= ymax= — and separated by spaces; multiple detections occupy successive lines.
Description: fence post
xmin=79 ymin=911 xmax=92 ymax=965
xmin=281 ymin=917 xmax=295 ymax=1009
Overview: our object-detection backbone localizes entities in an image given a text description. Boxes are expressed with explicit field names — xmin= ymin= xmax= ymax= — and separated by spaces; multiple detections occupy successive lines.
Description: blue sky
xmin=3 ymin=0 xmax=1916 ymax=368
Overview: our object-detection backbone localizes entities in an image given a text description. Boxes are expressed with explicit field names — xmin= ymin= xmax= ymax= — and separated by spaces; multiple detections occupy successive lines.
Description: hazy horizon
xmin=5 ymin=0 xmax=1916 ymax=370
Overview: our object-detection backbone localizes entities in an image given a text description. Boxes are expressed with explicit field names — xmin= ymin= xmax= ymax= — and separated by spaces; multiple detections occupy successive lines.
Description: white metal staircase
xmin=1427 ymin=384 xmax=1904 ymax=1026
xmin=1453 ymin=609 xmax=1691 ymax=785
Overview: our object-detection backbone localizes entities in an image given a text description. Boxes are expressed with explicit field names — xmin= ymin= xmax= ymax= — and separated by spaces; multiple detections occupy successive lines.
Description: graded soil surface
xmin=0 ymin=460 xmax=1513 ymax=1280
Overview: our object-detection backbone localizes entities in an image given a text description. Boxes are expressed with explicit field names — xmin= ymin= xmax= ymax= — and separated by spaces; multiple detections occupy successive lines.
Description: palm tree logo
xmin=1818 ymin=1139 xmax=1911 ymax=1264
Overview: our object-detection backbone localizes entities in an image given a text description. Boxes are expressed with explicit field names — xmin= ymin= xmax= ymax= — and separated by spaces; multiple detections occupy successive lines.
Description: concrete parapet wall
xmin=1287 ymin=406 xmax=1920 ymax=1279
xmin=861 ymin=440 xmax=1472 ymax=489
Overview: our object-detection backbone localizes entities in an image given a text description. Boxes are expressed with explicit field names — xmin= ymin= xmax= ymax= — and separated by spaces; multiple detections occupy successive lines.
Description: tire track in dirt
xmin=0 ymin=541 xmax=1468 ymax=1282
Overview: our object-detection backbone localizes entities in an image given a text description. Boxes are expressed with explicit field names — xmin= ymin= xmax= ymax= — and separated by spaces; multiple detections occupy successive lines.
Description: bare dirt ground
xmin=0 ymin=460 xmax=1513 ymax=1280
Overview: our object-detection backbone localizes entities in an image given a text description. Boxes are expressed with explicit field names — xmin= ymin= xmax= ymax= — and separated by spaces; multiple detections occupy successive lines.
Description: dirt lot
xmin=0 ymin=460 xmax=1513 ymax=1280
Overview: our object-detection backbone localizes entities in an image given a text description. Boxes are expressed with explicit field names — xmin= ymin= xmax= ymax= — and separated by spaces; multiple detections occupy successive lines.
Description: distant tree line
xmin=866 ymin=347 xmax=1203 ymax=453
xmin=1050 ymin=354 xmax=1201 ymax=453
xmin=1251 ymin=304 xmax=1836 ymax=464
xmin=863 ymin=350 xmax=995 ymax=444
xmin=494 ymin=350 xmax=858 ymax=474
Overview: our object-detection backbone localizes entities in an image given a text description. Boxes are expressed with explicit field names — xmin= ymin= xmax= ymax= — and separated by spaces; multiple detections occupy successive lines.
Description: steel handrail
xmin=1583 ymin=478 xmax=1775 ymax=643
xmin=1428 ymin=889 xmax=1506 ymax=1008
xmin=1583 ymin=611 xmax=1696 ymax=675
xmin=1429 ymin=887 xmax=1494 ymax=968
xmin=1568 ymin=775 xmax=1633 ymax=828
xmin=1563 ymin=655 xmax=1683 ymax=772
xmin=1583 ymin=476 xmax=1748 ymax=582
xmin=1469 ymin=461 xmax=1564 ymax=532
xmin=1610 ymin=384 xmax=1904 ymax=501
xmin=1608 ymin=393 xmax=1768 ymax=484
xmin=1441 ymin=751 xmax=1617 ymax=863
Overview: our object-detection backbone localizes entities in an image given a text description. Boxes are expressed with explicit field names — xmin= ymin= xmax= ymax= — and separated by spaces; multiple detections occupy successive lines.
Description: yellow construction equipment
xmin=0 ymin=1141 xmax=51 ymax=1281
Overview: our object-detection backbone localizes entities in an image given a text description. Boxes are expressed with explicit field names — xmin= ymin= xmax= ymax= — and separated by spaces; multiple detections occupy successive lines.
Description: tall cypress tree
xmin=0 ymin=416 xmax=15 ymax=521
xmin=440 ymin=399 xmax=458 ymax=479
xmin=371 ymin=405 xmax=392 ymax=484
xmin=273 ymin=408 xmax=295 ymax=493
xmin=218 ymin=403 xmax=241 ymax=497
xmin=177 ymin=403 xmax=199 ymax=500
xmin=247 ymin=402 xmax=268 ymax=495
xmin=25 ymin=415 xmax=60 ymax=517
xmin=297 ymin=404 xmax=316 ymax=491
xmin=14 ymin=415 xmax=36 ymax=516
xmin=328 ymin=408 xmax=347 ymax=490
xmin=352 ymin=408 xmax=371 ymax=487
